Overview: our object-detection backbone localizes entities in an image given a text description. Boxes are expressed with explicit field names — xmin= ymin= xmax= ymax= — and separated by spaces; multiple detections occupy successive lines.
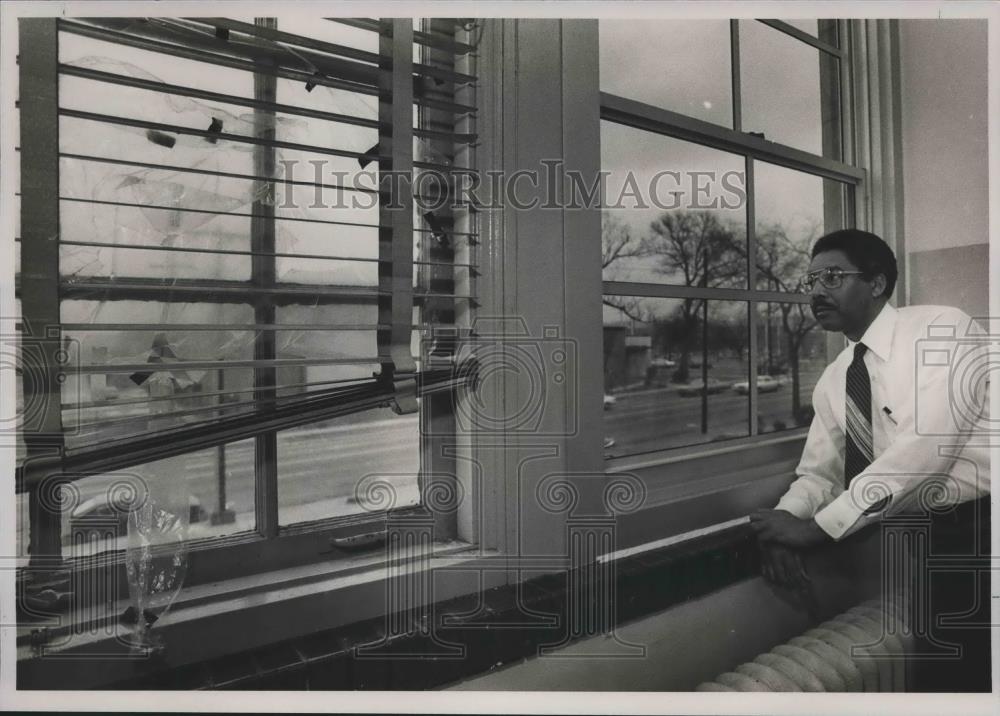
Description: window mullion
xmin=839 ymin=20 xmax=856 ymax=170
xmin=377 ymin=19 xmax=417 ymax=414
xmin=251 ymin=17 xmax=279 ymax=539
xmin=730 ymin=19 xmax=742 ymax=133
xmin=745 ymin=159 xmax=759 ymax=436
xmin=758 ymin=19 xmax=845 ymax=59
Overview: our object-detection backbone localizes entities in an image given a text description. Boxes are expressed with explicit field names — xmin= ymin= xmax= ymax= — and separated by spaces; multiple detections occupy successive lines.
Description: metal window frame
xmin=600 ymin=94 xmax=863 ymax=184
xmin=758 ymin=19 xmax=844 ymax=58
xmin=250 ymin=17 xmax=280 ymax=538
xmin=600 ymin=17 xmax=862 ymax=453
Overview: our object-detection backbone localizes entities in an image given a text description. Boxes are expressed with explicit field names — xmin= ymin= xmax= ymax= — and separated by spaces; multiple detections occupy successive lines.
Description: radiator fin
xmin=696 ymin=598 xmax=913 ymax=692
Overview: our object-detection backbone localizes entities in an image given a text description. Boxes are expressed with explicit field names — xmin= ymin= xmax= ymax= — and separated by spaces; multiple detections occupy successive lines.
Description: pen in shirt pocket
xmin=882 ymin=406 xmax=898 ymax=425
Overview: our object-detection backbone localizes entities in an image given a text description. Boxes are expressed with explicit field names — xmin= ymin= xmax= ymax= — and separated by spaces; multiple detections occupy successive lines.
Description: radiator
xmin=696 ymin=598 xmax=914 ymax=692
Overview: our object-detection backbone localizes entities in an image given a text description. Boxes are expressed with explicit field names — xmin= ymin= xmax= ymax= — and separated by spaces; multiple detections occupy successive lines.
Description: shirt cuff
xmin=814 ymin=492 xmax=867 ymax=540
xmin=774 ymin=496 xmax=814 ymax=520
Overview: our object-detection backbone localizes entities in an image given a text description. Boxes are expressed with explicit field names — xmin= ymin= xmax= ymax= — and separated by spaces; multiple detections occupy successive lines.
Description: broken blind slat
xmin=59 ymin=63 xmax=382 ymax=131
xmin=326 ymin=18 xmax=476 ymax=56
xmin=56 ymin=240 xmax=477 ymax=268
xmin=56 ymin=153 xmax=477 ymax=211
xmin=17 ymin=367 xmax=467 ymax=482
xmin=189 ymin=17 xmax=478 ymax=85
xmin=57 ymin=278 xmax=476 ymax=302
xmin=58 ymin=19 xmax=476 ymax=114
xmin=66 ymin=373 xmax=380 ymax=412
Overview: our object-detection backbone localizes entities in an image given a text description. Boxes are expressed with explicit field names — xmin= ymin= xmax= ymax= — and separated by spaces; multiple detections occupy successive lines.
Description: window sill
xmin=606 ymin=428 xmax=807 ymax=474
xmin=17 ymin=539 xmax=500 ymax=689
xmin=607 ymin=431 xmax=806 ymax=550
xmin=20 ymin=522 xmax=766 ymax=690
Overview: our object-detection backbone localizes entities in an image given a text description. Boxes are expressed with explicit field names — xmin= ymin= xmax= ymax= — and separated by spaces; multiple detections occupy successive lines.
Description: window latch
xmin=326 ymin=530 xmax=387 ymax=553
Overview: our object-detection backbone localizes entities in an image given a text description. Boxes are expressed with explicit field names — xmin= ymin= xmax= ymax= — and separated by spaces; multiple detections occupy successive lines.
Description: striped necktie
xmin=844 ymin=342 xmax=873 ymax=486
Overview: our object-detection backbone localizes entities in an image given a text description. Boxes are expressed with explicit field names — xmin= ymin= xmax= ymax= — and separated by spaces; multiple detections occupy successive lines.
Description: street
xmin=17 ymin=370 xmax=821 ymax=556
xmin=603 ymin=372 xmax=821 ymax=456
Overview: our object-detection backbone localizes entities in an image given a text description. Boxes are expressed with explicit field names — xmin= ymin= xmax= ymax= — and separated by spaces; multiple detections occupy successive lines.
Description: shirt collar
xmin=850 ymin=302 xmax=896 ymax=362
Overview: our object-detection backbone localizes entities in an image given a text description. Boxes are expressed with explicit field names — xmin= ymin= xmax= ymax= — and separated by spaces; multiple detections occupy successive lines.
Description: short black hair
xmin=811 ymin=229 xmax=897 ymax=298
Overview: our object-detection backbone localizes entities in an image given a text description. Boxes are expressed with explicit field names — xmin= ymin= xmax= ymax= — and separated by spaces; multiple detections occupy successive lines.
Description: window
xmin=8 ymin=15 xmax=917 ymax=690
xmin=16 ymin=18 xmax=478 ymax=585
xmin=599 ymin=19 xmax=860 ymax=460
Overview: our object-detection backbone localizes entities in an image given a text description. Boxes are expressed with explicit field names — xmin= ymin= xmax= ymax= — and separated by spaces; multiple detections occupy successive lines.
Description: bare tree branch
xmin=601 ymin=213 xmax=646 ymax=270
xmin=603 ymin=295 xmax=647 ymax=323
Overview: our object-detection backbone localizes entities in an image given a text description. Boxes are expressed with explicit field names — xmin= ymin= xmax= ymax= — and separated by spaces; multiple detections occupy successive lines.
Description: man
xmin=749 ymin=229 xmax=991 ymax=692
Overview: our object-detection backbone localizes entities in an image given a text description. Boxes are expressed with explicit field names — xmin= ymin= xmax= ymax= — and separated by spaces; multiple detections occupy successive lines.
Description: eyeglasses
xmin=799 ymin=268 xmax=866 ymax=293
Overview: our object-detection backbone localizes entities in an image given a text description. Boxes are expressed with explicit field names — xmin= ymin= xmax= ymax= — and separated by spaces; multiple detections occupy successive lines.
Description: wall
xmin=897 ymin=20 xmax=989 ymax=317
xmin=449 ymin=578 xmax=812 ymax=691
xmin=450 ymin=529 xmax=884 ymax=690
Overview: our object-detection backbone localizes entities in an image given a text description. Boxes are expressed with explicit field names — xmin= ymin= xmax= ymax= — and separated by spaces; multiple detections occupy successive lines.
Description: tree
xmin=602 ymin=212 xmax=646 ymax=272
xmin=640 ymin=211 xmax=744 ymax=382
xmin=601 ymin=213 xmax=652 ymax=392
xmin=752 ymin=221 xmax=821 ymax=420
xmin=601 ymin=213 xmax=649 ymax=323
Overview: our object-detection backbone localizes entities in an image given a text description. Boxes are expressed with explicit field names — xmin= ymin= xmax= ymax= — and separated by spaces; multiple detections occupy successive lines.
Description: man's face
xmin=807 ymin=249 xmax=880 ymax=338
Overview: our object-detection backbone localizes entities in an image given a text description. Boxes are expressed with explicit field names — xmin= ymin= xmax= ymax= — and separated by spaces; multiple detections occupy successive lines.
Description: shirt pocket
xmin=871 ymin=381 xmax=899 ymax=454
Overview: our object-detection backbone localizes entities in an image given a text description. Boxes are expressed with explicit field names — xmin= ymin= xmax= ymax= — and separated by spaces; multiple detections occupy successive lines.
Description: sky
xmin=599 ymin=18 xmax=841 ymax=268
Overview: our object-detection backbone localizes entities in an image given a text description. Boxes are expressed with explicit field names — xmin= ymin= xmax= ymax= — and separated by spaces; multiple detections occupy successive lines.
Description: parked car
xmin=66 ymin=494 xmax=208 ymax=542
xmin=603 ymin=393 xmax=617 ymax=410
xmin=676 ymin=378 xmax=729 ymax=397
xmin=650 ymin=357 xmax=676 ymax=368
xmin=731 ymin=375 xmax=783 ymax=395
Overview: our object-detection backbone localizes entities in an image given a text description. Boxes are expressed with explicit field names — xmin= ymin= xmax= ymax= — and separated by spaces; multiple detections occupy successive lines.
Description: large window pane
xmin=59 ymin=206 xmax=253 ymax=282
xmin=755 ymin=302 xmax=827 ymax=433
xmin=59 ymin=440 xmax=255 ymax=558
xmin=739 ymin=20 xmax=842 ymax=158
xmin=58 ymin=125 xmax=254 ymax=282
xmin=60 ymin=300 xmax=255 ymax=450
xmin=603 ymin=297 xmax=749 ymax=457
xmin=273 ymin=147 xmax=379 ymax=222
xmin=602 ymin=122 xmax=747 ymax=287
xmin=59 ymin=32 xmax=253 ymax=99
xmin=277 ymin=407 xmax=420 ymax=526
xmin=753 ymin=161 xmax=848 ymax=291
xmin=274 ymin=303 xmax=380 ymax=388
xmin=599 ymin=20 xmax=733 ymax=127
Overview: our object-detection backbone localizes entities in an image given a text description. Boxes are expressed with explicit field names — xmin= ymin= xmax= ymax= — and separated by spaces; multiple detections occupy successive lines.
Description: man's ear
xmin=871 ymin=273 xmax=887 ymax=297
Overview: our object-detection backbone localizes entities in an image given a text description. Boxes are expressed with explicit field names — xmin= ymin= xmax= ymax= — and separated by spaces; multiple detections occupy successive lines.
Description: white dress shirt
xmin=775 ymin=303 xmax=991 ymax=540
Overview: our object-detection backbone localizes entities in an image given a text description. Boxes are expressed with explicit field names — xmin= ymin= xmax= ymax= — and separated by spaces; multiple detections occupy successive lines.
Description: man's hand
xmin=759 ymin=542 xmax=810 ymax=592
xmin=749 ymin=509 xmax=832 ymax=549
